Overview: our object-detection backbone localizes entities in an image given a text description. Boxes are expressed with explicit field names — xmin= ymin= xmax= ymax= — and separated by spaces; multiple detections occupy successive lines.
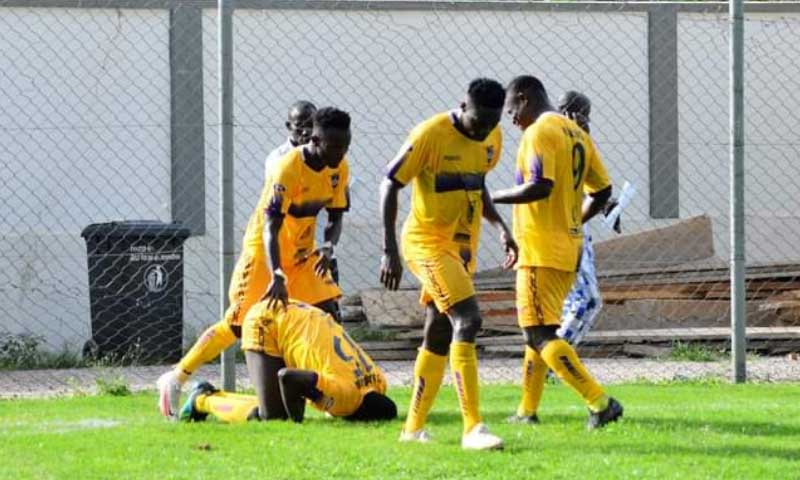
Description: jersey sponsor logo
xmin=434 ymin=172 xmax=485 ymax=193
xmin=273 ymin=184 xmax=286 ymax=194
xmin=486 ymin=146 xmax=495 ymax=164
xmin=443 ymin=154 xmax=461 ymax=161
xmin=331 ymin=173 xmax=340 ymax=189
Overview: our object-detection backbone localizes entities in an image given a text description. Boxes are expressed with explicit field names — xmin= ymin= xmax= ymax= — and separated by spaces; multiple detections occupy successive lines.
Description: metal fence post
xmin=730 ymin=0 xmax=746 ymax=383
xmin=219 ymin=0 xmax=236 ymax=391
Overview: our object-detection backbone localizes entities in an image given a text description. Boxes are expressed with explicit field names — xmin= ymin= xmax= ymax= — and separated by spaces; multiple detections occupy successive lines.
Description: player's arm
xmin=260 ymin=163 xmax=297 ymax=307
xmin=380 ymin=135 xmax=428 ymax=290
xmin=316 ymin=163 xmax=350 ymax=278
xmin=492 ymin=125 xmax=555 ymax=204
xmin=481 ymin=185 xmax=518 ymax=269
xmin=582 ymin=140 xmax=614 ymax=225
xmin=582 ymin=185 xmax=612 ymax=224
xmin=491 ymin=180 xmax=552 ymax=204
xmin=262 ymin=214 xmax=288 ymax=308
xmin=380 ymin=177 xmax=404 ymax=290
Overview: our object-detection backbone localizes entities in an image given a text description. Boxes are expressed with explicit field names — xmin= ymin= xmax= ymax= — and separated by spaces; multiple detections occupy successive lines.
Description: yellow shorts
xmin=407 ymin=251 xmax=475 ymax=313
xmin=516 ymin=266 xmax=576 ymax=328
xmin=286 ymin=251 xmax=342 ymax=305
xmin=224 ymin=249 xmax=341 ymax=332
xmin=311 ymin=374 xmax=364 ymax=417
xmin=239 ymin=301 xmax=281 ymax=354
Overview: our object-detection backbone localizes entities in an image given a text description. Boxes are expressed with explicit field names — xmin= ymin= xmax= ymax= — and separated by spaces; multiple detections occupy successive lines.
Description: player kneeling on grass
xmin=179 ymin=301 xmax=397 ymax=423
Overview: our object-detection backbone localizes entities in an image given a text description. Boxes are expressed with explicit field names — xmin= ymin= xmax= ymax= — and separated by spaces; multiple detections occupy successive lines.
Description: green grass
xmin=669 ymin=342 xmax=726 ymax=362
xmin=2 ymin=383 xmax=799 ymax=479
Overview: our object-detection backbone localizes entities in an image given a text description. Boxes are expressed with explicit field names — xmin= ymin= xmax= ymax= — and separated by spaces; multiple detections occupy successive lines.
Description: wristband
xmin=273 ymin=268 xmax=286 ymax=280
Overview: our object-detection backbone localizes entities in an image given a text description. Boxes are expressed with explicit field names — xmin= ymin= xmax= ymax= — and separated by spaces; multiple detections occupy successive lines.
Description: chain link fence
xmin=1 ymin=1 xmax=799 ymax=398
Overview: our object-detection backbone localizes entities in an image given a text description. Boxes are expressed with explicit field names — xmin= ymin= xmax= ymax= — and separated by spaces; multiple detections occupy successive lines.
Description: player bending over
xmin=380 ymin=78 xmax=518 ymax=450
xmin=157 ymin=107 xmax=351 ymax=418
xmin=179 ymin=301 xmax=397 ymax=423
xmin=492 ymin=76 xmax=623 ymax=430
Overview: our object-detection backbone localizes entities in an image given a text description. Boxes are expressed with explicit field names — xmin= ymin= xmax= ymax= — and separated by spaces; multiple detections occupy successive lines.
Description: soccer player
xmin=156 ymin=107 xmax=352 ymax=418
xmin=263 ymin=101 xmax=316 ymax=179
xmin=178 ymin=301 xmax=397 ymax=423
xmin=380 ymin=78 xmax=518 ymax=450
xmin=492 ymin=76 xmax=623 ymax=430
xmin=505 ymin=90 xmax=622 ymax=425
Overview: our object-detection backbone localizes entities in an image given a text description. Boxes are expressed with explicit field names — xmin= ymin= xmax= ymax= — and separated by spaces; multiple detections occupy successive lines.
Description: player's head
xmin=460 ymin=78 xmax=505 ymax=141
xmin=506 ymin=75 xmax=550 ymax=130
xmin=310 ymin=107 xmax=351 ymax=168
xmin=345 ymin=392 xmax=398 ymax=422
xmin=557 ymin=91 xmax=591 ymax=132
xmin=286 ymin=100 xmax=316 ymax=146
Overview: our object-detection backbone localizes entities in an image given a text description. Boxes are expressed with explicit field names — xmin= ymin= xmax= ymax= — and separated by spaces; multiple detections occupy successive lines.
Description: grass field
xmin=2 ymin=382 xmax=799 ymax=479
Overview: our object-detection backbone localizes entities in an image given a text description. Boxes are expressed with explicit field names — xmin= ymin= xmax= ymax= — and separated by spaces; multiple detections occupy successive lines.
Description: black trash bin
xmin=81 ymin=221 xmax=191 ymax=364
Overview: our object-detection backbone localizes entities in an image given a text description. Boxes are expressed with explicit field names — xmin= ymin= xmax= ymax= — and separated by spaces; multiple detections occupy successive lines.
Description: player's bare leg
xmin=277 ymin=368 xmax=320 ymax=423
xmin=401 ymin=303 xmax=451 ymax=442
xmin=245 ymin=351 xmax=289 ymax=420
xmin=448 ymin=297 xmax=503 ymax=450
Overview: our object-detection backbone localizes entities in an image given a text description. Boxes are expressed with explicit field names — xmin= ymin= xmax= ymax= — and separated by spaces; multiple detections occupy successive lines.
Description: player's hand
xmin=603 ymin=198 xmax=622 ymax=234
xmin=262 ymin=274 xmax=288 ymax=310
xmin=380 ymin=249 xmax=403 ymax=291
xmin=500 ymin=228 xmax=518 ymax=270
xmin=313 ymin=245 xmax=335 ymax=278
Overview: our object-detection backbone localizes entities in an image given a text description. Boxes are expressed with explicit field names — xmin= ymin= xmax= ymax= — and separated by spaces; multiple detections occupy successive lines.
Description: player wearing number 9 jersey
xmin=492 ymin=75 xmax=623 ymax=430
xmin=178 ymin=301 xmax=396 ymax=424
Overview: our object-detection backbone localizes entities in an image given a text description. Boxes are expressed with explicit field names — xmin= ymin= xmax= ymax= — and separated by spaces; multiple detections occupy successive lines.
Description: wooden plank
xmin=593 ymin=215 xmax=715 ymax=271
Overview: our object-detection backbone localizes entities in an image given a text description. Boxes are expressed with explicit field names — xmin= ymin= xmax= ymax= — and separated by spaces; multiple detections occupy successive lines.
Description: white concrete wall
xmin=0 ymin=8 xmax=172 ymax=350
xmin=677 ymin=12 xmax=800 ymax=265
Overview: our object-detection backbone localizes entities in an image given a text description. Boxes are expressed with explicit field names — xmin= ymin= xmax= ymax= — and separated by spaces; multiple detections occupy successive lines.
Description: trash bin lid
xmin=81 ymin=220 xmax=191 ymax=240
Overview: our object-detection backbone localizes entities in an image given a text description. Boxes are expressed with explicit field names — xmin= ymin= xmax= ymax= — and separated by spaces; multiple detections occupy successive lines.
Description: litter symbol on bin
xmin=144 ymin=264 xmax=168 ymax=293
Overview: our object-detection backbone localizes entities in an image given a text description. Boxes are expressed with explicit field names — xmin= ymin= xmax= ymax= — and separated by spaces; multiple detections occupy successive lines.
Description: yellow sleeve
xmin=523 ymin=124 xmax=556 ymax=184
xmin=265 ymin=157 xmax=299 ymax=218
xmin=487 ymin=127 xmax=503 ymax=171
xmin=583 ymin=139 xmax=612 ymax=194
xmin=330 ymin=159 xmax=350 ymax=211
xmin=386 ymin=124 xmax=433 ymax=186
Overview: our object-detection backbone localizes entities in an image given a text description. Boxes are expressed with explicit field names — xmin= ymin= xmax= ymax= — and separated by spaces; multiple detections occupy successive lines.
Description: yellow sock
xmin=195 ymin=391 xmax=259 ymax=423
xmin=450 ymin=341 xmax=482 ymax=434
xmin=518 ymin=346 xmax=548 ymax=416
xmin=540 ymin=339 xmax=606 ymax=409
xmin=176 ymin=321 xmax=237 ymax=382
xmin=404 ymin=348 xmax=447 ymax=434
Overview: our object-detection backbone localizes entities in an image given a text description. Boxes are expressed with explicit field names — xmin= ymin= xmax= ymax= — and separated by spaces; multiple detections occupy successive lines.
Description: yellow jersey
xmin=387 ymin=111 xmax=502 ymax=260
xmin=266 ymin=302 xmax=387 ymax=396
xmin=243 ymin=147 xmax=349 ymax=268
xmin=513 ymin=112 xmax=611 ymax=271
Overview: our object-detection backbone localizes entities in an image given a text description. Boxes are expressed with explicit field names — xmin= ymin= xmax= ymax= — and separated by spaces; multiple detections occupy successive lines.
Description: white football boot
xmin=461 ymin=423 xmax=503 ymax=450
xmin=399 ymin=429 xmax=432 ymax=444
xmin=157 ymin=370 xmax=182 ymax=419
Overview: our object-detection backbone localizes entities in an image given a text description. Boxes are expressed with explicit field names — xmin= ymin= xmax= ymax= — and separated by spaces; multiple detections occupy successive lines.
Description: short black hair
xmin=313 ymin=107 xmax=351 ymax=131
xmin=557 ymin=91 xmax=591 ymax=116
xmin=467 ymin=78 xmax=506 ymax=109
xmin=507 ymin=75 xmax=548 ymax=104
xmin=288 ymin=100 xmax=316 ymax=118
xmin=345 ymin=392 xmax=397 ymax=422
